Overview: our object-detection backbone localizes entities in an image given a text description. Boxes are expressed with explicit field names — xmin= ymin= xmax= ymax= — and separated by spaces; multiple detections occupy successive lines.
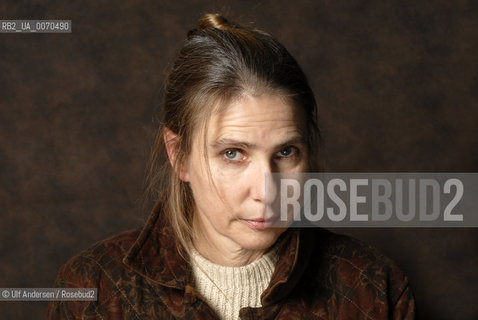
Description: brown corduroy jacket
xmin=47 ymin=202 xmax=415 ymax=319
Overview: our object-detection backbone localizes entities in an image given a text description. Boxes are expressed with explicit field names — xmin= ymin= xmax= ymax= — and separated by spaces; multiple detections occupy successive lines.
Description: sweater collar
xmin=122 ymin=200 xmax=315 ymax=304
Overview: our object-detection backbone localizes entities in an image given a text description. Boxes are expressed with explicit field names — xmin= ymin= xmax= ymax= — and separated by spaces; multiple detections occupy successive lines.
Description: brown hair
xmin=146 ymin=13 xmax=321 ymax=258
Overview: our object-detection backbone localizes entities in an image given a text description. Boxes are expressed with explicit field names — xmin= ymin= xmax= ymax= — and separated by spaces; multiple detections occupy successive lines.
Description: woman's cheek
xmin=212 ymin=158 xmax=247 ymax=176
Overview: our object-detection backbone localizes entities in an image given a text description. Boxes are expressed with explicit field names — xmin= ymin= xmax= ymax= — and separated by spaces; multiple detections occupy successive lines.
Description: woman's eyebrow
xmin=276 ymin=136 xmax=306 ymax=148
xmin=209 ymin=138 xmax=254 ymax=150
xmin=209 ymin=135 xmax=305 ymax=150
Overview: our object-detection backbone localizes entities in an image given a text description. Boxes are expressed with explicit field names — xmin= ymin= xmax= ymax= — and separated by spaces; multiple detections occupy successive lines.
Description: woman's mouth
xmin=240 ymin=217 xmax=278 ymax=230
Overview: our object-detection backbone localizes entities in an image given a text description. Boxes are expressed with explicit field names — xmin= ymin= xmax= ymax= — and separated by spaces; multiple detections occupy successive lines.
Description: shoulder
xmin=318 ymin=229 xmax=408 ymax=297
xmin=55 ymin=229 xmax=142 ymax=287
xmin=301 ymin=228 xmax=415 ymax=318
xmin=308 ymin=228 xmax=410 ymax=299
xmin=47 ymin=229 xmax=143 ymax=319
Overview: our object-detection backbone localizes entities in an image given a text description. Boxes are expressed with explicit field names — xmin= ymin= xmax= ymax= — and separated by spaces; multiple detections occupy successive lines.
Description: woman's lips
xmin=240 ymin=217 xmax=278 ymax=230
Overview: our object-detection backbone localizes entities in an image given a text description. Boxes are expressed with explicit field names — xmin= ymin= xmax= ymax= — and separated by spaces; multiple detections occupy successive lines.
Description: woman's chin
xmin=234 ymin=226 xmax=286 ymax=251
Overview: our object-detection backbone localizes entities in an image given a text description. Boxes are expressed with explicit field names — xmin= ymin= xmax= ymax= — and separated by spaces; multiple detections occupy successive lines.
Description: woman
xmin=47 ymin=13 xmax=415 ymax=319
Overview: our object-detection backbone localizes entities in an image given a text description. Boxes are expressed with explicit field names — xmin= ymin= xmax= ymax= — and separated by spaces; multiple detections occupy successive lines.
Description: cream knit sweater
xmin=190 ymin=246 xmax=279 ymax=320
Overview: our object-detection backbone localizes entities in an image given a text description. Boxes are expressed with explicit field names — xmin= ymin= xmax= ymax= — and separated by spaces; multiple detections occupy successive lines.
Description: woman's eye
xmin=277 ymin=146 xmax=297 ymax=158
xmin=224 ymin=149 xmax=242 ymax=161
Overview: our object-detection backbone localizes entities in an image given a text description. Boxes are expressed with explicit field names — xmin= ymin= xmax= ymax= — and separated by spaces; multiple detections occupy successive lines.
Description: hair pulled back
xmin=146 ymin=13 xmax=321 ymax=257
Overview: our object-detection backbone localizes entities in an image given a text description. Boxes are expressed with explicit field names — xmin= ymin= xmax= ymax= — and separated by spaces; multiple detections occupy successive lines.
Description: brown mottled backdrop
xmin=0 ymin=1 xmax=477 ymax=319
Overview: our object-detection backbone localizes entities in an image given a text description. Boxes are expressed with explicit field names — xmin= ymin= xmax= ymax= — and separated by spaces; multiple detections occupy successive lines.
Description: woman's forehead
xmin=213 ymin=94 xmax=303 ymax=126
xmin=205 ymin=94 xmax=306 ymax=145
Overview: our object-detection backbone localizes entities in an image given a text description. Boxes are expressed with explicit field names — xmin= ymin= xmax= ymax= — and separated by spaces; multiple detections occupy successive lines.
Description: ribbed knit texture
xmin=190 ymin=246 xmax=279 ymax=320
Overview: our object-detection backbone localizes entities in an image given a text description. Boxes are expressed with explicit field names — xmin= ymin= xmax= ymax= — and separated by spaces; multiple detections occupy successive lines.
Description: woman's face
xmin=183 ymin=94 xmax=308 ymax=261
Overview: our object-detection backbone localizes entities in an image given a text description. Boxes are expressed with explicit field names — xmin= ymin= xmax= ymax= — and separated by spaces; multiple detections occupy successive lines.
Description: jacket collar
xmin=122 ymin=200 xmax=316 ymax=305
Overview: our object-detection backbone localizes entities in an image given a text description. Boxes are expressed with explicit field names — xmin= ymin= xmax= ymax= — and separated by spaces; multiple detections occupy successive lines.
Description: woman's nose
xmin=250 ymin=160 xmax=278 ymax=205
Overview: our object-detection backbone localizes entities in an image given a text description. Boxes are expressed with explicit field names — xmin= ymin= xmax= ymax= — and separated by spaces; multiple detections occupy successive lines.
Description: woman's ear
xmin=163 ymin=128 xmax=190 ymax=182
